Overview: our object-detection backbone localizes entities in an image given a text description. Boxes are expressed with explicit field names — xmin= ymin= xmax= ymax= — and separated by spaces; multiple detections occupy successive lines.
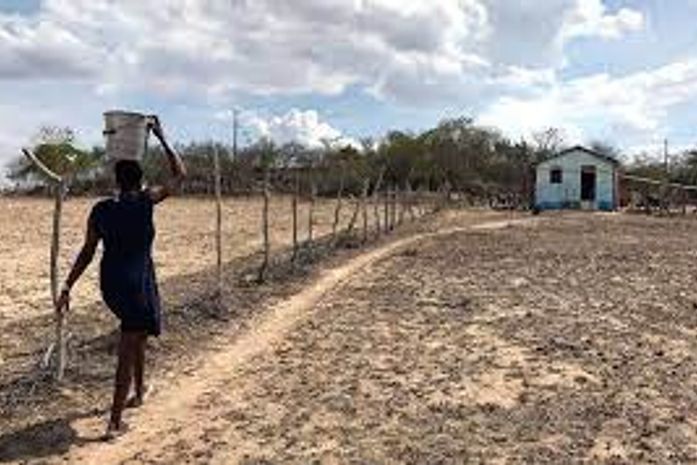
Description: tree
xmin=589 ymin=140 xmax=622 ymax=162
xmin=7 ymin=126 xmax=99 ymax=184
xmin=532 ymin=127 xmax=565 ymax=162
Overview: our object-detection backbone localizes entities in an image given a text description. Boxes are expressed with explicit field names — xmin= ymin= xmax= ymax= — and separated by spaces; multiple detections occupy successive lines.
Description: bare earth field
xmin=2 ymin=207 xmax=697 ymax=464
xmin=0 ymin=195 xmax=357 ymax=326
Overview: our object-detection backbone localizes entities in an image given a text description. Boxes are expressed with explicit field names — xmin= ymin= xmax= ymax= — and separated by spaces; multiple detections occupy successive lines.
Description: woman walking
xmin=55 ymin=116 xmax=186 ymax=438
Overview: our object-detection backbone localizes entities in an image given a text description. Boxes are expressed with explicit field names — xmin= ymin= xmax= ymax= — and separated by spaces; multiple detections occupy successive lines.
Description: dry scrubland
xmin=2 ymin=203 xmax=697 ymax=464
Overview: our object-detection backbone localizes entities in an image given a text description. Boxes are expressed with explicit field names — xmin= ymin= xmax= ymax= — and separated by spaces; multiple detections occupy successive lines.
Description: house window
xmin=550 ymin=168 xmax=563 ymax=184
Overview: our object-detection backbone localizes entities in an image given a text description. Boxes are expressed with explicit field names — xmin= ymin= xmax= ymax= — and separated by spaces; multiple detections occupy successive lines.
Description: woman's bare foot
xmin=102 ymin=421 xmax=129 ymax=441
xmin=125 ymin=384 xmax=152 ymax=409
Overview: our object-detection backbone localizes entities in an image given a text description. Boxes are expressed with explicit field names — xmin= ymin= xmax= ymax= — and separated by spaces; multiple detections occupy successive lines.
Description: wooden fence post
xmin=258 ymin=167 xmax=271 ymax=283
xmin=291 ymin=170 xmax=299 ymax=261
xmin=390 ymin=186 xmax=397 ymax=230
xmin=308 ymin=168 xmax=316 ymax=246
xmin=392 ymin=187 xmax=399 ymax=228
xmin=382 ymin=188 xmax=390 ymax=232
xmin=372 ymin=168 xmax=385 ymax=236
xmin=383 ymin=187 xmax=390 ymax=233
xmin=331 ymin=165 xmax=345 ymax=245
xmin=22 ymin=148 xmax=67 ymax=381
xmin=387 ymin=187 xmax=393 ymax=230
xmin=361 ymin=178 xmax=370 ymax=243
xmin=51 ymin=181 xmax=66 ymax=381
xmin=344 ymin=195 xmax=360 ymax=236
xmin=397 ymin=186 xmax=404 ymax=225
xmin=406 ymin=181 xmax=415 ymax=221
xmin=213 ymin=146 xmax=223 ymax=298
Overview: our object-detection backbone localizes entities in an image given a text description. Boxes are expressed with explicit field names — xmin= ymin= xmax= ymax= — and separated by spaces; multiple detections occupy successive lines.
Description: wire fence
xmin=0 ymin=162 xmax=453 ymax=386
xmin=620 ymin=173 xmax=697 ymax=214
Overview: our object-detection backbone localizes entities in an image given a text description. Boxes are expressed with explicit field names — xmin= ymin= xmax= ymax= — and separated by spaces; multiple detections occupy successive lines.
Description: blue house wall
xmin=535 ymin=148 xmax=617 ymax=211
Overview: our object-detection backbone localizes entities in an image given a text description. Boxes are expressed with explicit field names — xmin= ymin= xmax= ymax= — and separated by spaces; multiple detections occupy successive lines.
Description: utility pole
xmin=662 ymin=138 xmax=669 ymax=213
xmin=232 ymin=108 xmax=239 ymax=160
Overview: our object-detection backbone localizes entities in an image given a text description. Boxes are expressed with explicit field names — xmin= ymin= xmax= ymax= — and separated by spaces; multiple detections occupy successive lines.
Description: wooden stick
xmin=331 ymin=165 xmax=345 ymax=244
xmin=52 ymin=181 xmax=66 ymax=381
xmin=291 ymin=170 xmax=299 ymax=262
xmin=23 ymin=148 xmax=67 ymax=381
xmin=22 ymin=148 xmax=62 ymax=183
xmin=384 ymin=187 xmax=390 ymax=232
xmin=258 ymin=168 xmax=271 ymax=282
xmin=213 ymin=145 xmax=223 ymax=298
xmin=361 ymin=178 xmax=369 ymax=243
xmin=372 ymin=168 xmax=385 ymax=235
xmin=345 ymin=194 xmax=360 ymax=234
xmin=406 ymin=181 xmax=415 ymax=221
xmin=308 ymin=169 xmax=316 ymax=246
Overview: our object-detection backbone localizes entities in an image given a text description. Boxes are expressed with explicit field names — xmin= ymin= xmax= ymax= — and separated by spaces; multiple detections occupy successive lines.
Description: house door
xmin=580 ymin=166 xmax=596 ymax=207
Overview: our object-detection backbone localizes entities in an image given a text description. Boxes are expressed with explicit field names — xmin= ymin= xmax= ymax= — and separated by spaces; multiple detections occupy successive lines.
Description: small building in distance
xmin=535 ymin=146 xmax=620 ymax=211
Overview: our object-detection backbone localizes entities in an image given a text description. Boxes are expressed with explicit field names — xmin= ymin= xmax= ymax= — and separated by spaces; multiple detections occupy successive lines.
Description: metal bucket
xmin=103 ymin=111 xmax=152 ymax=161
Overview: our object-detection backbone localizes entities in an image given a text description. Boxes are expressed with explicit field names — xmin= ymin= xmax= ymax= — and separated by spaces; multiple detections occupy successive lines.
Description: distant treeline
xmin=6 ymin=119 xmax=697 ymax=203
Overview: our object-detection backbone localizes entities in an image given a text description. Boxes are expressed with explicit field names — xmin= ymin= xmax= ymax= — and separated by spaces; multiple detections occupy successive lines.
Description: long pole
xmin=362 ymin=178 xmax=369 ymax=243
xmin=52 ymin=181 xmax=66 ymax=381
xmin=22 ymin=148 xmax=66 ymax=381
xmin=232 ymin=108 xmax=239 ymax=161
xmin=308 ymin=167 xmax=316 ymax=245
xmin=662 ymin=138 xmax=669 ymax=212
xmin=331 ymin=163 xmax=345 ymax=245
xmin=292 ymin=170 xmax=299 ymax=261
xmin=372 ymin=168 xmax=385 ymax=236
xmin=213 ymin=145 xmax=222 ymax=297
xmin=259 ymin=167 xmax=271 ymax=282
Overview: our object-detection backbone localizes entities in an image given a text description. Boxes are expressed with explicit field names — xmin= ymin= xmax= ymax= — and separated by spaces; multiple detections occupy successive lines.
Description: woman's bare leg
xmin=109 ymin=331 xmax=137 ymax=429
xmin=133 ymin=332 xmax=147 ymax=402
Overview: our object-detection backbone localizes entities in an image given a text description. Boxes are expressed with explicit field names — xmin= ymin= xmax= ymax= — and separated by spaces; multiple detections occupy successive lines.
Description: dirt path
xmin=48 ymin=216 xmax=536 ymax=464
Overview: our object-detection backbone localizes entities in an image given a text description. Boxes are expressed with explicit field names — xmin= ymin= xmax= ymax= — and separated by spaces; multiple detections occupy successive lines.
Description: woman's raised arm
xmin=147 ymin=116 xmax=187 ymax=204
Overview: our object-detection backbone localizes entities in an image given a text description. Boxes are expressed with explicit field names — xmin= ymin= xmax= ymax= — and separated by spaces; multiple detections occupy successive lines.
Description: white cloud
xmin=481 ymin=0 xmax=644 ymax=69
xmin=563 ymin=0 xmax=644 ymax=40
xmin=0 ymin=0 xmax=644 ymax=103
xmin=479 ymin=58 xmax=697 ymax=148
xmin=0 ymin=12 xmax=101 ymax=79
xmin=0 ymin=0 xmax=672 ymax=169
xmin=244 ymin=108 xmax=358 ymax=149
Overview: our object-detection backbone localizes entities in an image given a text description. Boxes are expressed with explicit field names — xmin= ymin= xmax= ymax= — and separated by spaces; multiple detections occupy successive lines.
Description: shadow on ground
xmin=0 ymin=408 xmax=110 ymax=462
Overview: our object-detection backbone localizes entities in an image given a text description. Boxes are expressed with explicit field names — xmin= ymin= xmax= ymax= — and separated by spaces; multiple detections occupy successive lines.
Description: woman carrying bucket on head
xmin=55 ymin=111 xmax=186 ymax=438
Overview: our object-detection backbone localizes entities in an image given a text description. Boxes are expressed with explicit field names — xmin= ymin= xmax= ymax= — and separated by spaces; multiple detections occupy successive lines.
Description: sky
xmin=1 ymin=0 xmax=696 ymax=176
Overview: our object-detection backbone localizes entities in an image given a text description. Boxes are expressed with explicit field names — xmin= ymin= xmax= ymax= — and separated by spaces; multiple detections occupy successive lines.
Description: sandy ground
xmin=0 ymin=193 xmax=454 ymax=458
xmin=3 ymin=210 xmax=697 ymax=464
xmin=0 ymin=195 xmax=357 ymax=327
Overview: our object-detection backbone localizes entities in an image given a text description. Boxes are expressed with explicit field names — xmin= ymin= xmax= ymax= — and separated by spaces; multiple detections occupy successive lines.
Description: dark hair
xmin=114 ymin=159 xmax=143 ymax=192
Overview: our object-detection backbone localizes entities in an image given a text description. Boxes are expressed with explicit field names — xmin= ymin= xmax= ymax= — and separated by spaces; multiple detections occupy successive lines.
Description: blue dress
xmin=90 ymin=191 xmax=161 ymax=336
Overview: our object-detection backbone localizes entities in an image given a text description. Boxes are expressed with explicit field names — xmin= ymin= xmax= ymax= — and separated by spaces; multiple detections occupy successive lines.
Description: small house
xmin=535 ymin=146 xmax=619 ymax=211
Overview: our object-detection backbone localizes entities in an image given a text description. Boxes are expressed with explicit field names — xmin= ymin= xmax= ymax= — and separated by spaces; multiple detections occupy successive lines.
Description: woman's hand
xmin=145 ymin=114 xmax=187 ymax=204
xmin=148 ymin=115 xmax=164 ymax=141
xmin=55 ymin=288 xmax=70 ymax=314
